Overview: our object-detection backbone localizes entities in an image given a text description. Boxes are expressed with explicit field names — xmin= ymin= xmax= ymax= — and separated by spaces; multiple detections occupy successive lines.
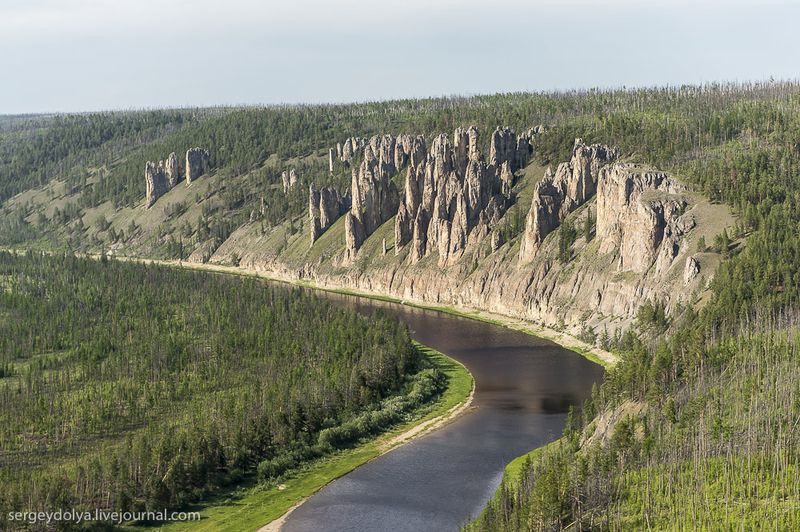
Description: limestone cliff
xmin=596 ymin=164 xmax=692 ymax=275
xmin=309 ymin=185 xmax=350 ymax=244
xmin=144 ymin=161 xmax=168 ymax=208
xmin=186 ymin=147 xmax=210 ymax=184
xmin=519 ymin=139 xmax=618 ymax=262
xmin=393 ymin=126 xmax=522 ymax=267
xmin=343 ymin=135 xmax=400 ymax=261
xmin=195 ymin=133 xmax=734 ymax=341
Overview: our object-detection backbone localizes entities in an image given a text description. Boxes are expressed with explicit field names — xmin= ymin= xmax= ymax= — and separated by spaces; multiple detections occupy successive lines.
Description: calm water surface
xmin=283 ymin=292 xmax=604 ymax=532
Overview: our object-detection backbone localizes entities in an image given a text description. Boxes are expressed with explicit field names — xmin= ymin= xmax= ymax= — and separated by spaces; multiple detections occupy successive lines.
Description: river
xmin=282 ymin=291 xmax=604 ymax=531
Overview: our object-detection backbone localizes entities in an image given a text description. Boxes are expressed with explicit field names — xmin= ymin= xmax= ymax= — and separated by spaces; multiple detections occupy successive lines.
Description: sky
xmin=1 ymin=0 xmax=799 ymax=114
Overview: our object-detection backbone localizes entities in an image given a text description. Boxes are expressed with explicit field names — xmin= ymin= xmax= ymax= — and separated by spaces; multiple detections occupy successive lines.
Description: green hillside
xmin=2 ymin=82 xmax=800 ymax=529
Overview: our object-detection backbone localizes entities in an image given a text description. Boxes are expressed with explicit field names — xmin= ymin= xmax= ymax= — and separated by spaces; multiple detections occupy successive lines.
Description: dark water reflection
xmin=283 ymin=292 xmax=604 ymax=532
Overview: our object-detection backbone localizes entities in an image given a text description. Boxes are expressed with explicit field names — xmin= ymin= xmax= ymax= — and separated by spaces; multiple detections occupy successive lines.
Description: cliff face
xmin=186 ymin=147 xmax=210 ymax=184
xmin=340 ymin=127 xmax=536 ymax=265
xmin=343 ymin=135 xmax=401 ymax=262
xmin=391 ymin=126 xmax=532 ymax=267
xmin=144 ymin=161 xmax=168 ymax=208
xmin=188 ymin=133 xmax=732 ymax=340
xmin=519 ymin=139 xmax=618 ymax=262
xmin=596 ymin=165 xmax=692 ymax=275
xmin=309 ymin=184 xmax=350 ymax=244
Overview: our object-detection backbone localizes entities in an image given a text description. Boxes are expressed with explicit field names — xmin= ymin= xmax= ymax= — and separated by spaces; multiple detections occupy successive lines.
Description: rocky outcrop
xmin=344 ymin=212 xmax=365 ymax=260
xmin=143 ymin=150 xmax=185 ymax=207
xmin=281 ymin=169 xmax=299 ymax=194
xmin=343 ymin=136 xmax=401 ymax=261
xmin=309 ymin=185 xmax=350 ymax=244
xmin=144 ymin=161 xmax=168 ymax=208
xmin=165 ymin=152 xmax=180 ymax=187
xmin=390 ymin=127 xmax=520 ymax=266
xmin=489 ymin=126 xmax=534 ymax=170
xmin=499 ymin=161 xmax=514 ymax=199
xmin=596 ymin=164 xmax=690 ymax=274
xmin=186 ymin=148 xmax=210 ymax=184
xmin=490 ymin=127 xmax=516 ymax=168
xmin=519 ymin=139 xmax=618 ymax=262
xmin=205 ymin=135 xmax=733 ymax=343
xmin=394 ymin=202 xmax=412 ymax=252
xmin=339 ymin=137 xmax=365 ymax=164
xmin=684 ymin=256 xmax=701 ymax=284
xmin=394 ymin=134 xmax=426 ymax=170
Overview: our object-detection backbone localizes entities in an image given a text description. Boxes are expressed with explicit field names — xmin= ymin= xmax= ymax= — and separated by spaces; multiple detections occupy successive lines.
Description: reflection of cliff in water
xmin=540 ymin=394 xmax=579 ymax=414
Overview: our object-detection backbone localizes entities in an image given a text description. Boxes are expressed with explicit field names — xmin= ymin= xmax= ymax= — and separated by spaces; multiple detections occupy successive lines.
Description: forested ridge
xmin=0 ymin=251 xmax=442 ymax=527
xmin=464 ymin=85 xmax=800 ymax=529
xmin=3 ymin=82 xmax=796 ymax=212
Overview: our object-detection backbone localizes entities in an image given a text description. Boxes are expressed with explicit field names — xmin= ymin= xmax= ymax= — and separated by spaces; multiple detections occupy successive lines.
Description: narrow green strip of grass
xmin=140 ymin=343 xmax=473 ymax=532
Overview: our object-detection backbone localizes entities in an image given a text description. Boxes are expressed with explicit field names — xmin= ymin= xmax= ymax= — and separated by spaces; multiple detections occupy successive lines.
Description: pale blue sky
xmin=1 ymin=0 xmax=798 ymax=113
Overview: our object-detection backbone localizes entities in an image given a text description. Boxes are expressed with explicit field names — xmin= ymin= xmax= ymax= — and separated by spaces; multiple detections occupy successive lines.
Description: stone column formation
xmin=518 ymin=139 xmax=618 ymax=262
xmin=309 ymin=184 xmax=351 ymax=244
xmin=144 ymin=161 xmax=168 ymax=209
xmin=185 ymin=147 xmax=210 ymax=185
xmin=518 ymin=138 xmax=694 ymax=277
xmin=281 ymin=169 xmax=299 ymax=194
xmin=144 ymin=148 xmax=209 ymax=208
xmin=339 ymin=126 xmax=536 ymax=265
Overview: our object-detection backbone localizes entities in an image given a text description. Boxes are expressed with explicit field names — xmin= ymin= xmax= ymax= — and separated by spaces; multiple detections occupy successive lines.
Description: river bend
xmin=283 ymin=292 xmax=604 ymax=531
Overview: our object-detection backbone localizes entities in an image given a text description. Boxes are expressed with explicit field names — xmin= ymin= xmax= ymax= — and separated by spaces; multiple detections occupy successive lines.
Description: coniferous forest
xmin=2 ymin=81 xmax=800 ymax=529
xmin=0 ymin=251 xmax=437 ymax=523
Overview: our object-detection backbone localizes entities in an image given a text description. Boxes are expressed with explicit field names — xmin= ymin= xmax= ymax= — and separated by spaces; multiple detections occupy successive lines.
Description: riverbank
xmin=146 ymin=344 xmax=474 ymax=532
xmin=464 ymin=439 xmax=562 ymax=531
xmin=107 ymin=255 xmax=616 ymax=368
xmin=9 ymin=248 xmax=607 ymax=530
xmin=10 ymin=247 xmax=614 ymax=367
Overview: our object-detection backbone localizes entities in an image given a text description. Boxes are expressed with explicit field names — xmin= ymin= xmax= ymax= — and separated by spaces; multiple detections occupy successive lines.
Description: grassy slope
xmin=133 ymin=344 xmax=473 ymax=532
